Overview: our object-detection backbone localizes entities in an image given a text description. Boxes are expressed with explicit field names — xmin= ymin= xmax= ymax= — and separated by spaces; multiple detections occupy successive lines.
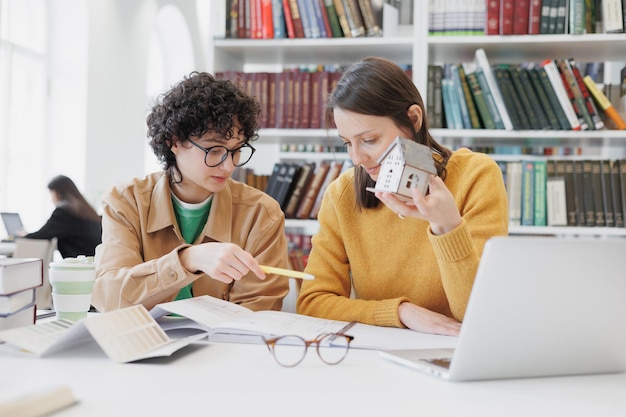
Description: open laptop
xmin=0 ymin=212 xmax=25 ymax=242
xmin=380 ymin=236 xmax=626 ymax=381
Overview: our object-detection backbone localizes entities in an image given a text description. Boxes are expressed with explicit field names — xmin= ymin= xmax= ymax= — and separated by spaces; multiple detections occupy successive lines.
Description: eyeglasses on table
xmin=263 ymin=333 xmax=354 ymax=368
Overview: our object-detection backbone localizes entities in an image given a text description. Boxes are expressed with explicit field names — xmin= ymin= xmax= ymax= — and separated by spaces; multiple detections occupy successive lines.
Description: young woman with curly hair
xmin=92 ymin=72 xmax=290 ymax=312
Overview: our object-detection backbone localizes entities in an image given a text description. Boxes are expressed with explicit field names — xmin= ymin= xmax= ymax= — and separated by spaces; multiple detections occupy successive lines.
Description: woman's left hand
xmin=376 ymin=175 xmax=462 ymax=235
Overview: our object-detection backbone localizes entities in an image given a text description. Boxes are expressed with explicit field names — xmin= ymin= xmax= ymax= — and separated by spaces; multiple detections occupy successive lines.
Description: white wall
xmin=50 ymin=0 xmax=209 ymax=211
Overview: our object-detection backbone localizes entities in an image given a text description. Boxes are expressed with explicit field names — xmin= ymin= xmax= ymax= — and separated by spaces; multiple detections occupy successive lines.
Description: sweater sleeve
xmin=430 ymin=151 xmax=509 ymax=320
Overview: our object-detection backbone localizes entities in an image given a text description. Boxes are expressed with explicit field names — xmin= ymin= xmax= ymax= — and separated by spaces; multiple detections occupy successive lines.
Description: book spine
xmin=323 ymin=0 xmax=344 ymax=37
xmin=534 ymin=160 xmax=547 ymax=226
xmin=475 ymin=66 xmax=505 ymax=129
xmin=530 ymin=66 xmax=567 ymax=130
xmin=554 ymin=0 xmax=568 ymax=33
xmin=568 ymin=0 xmax=586 ymax=34
xmin=539 ymin=0 xmax=554 ymax=33
xmin=559 ymin=160 xmax=579 ymax=226
xmin=610 ymin=160 xmax=625 ymax=228
xmin=602 ymin=0 xmax=624 ymax=33
xmin=521 ymin=160 xmax=535 ymax=226
xmin=495 ymin=66 xmax=531 ymax=130
xmin=296 ymin=162 xmax=331 ymax=219
xmin=508 ymin=67 xmax=542 ymax=130
xmin=442 ymin=78 xmax=463 ymax=129
xmin=475 ymin=48 xmax=514 ymax=130
xmin=288 ymin=0 xmax=306 ymax=38
xmin=310 ymin=0 xmax=329 ymax=37
xmin=282 ymin=0 xmax=296 ymax=38
xmin=557 ymin=59 xmax=592 ymax=130
xmin=506 ymin=160 xmax=523 ymax=226
xmin=340 ymin=0 xmax=366 ymax=37
xmin=601 ymin=160 xmax=615 ymax=227
xmin=260 ymin=0 xmax=275 ymax=38
xmin=432 ymin=64 xmax=444 ymax=129
xmin=547 ymin=0 xmax=559 ymax=33
xmin=582 ymin=160 xmax=596 ymax=226
xmin=457 ymin=64 xmax=481 ymax=129
xmin=271 ymin=0 xmax=286 ymax=38
xmin=528 ymin=0 xmax=543 ymax=34
xmin=546 ymin=159 xmax=568 ymax=226
xmin=500 ymin=0 xmax=514 ymax=35
xmin=284 ymin=163 xmax=314 ymax=218
xmin=486 ymin=0 xmax=500 ymax=35
xmin=590 ymin=160 xmax=606 ymax=226
xmin=513 ymin=0 xmax=531 ymax=34
xmin=357 ymin=0 xmax=381 ymax=36
xmin=450 ymin=64 xmax=472 ymax=129
xmin=332 ymin=0 xmax=352 ymax=37
xmin=568 ymin=58 xmax=604 ymax=130
xmin=583 ymin=75 xmax=626 ymax=130
xmin=573 ymin=160 xmax=587 ymax=225
xmin=465 ymin=66 xmax=496 ymax=129
xmin=540 ymin=60 xmax=581 ymax=130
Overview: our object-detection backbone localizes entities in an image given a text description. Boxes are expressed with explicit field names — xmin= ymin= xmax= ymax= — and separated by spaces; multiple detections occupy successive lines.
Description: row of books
xmin=429 ymin=48 xmax=626 ymax=131
xmin=218 ymin=67 xmax=343 ymax=130
xmin=285 ymin=231 xmax=313 ymax=273
xmin=430 ymin=0 xmax=626 ymax=36
xmin=265 ymin=159 xmax=352 ymax=219
xmin=0 ymin=258 xmax=42 ymax=330
xmin=499 ymin=158 xmax=626 ymax=228
xmin=222 ymin=0 xmax=384 ymax=39
xmin=454 ymin=145 xmax=584 ymax=156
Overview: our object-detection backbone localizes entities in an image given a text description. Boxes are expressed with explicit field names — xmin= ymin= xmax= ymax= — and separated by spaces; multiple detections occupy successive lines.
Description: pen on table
xmin=329 ymin=321 xmax=357 ymax=343
xmin=259 ymin=265 xmax=315 ymax=280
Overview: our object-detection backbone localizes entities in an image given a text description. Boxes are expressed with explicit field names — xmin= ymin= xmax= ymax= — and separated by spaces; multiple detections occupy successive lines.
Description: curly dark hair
xmin=147 ymin=71 xmax=261 ymax=181
xmin=326 ymin=57 xmax=452 ymax=209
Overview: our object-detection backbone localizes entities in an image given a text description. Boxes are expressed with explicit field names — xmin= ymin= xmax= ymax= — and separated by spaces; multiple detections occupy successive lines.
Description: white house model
xmin=366 ymin=136 xmax=436 ymax=201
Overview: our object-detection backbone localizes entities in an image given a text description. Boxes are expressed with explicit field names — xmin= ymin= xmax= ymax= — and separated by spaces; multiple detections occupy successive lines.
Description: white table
xmin=1 ymin=340 xmax=624 ymax=416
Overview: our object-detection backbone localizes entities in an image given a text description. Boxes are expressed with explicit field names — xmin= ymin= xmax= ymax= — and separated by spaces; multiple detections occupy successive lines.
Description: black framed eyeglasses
xmin=188 ymin=139 xmax=256 ymax=167
xmin=263 ymin=333 xmax=354 ymax=367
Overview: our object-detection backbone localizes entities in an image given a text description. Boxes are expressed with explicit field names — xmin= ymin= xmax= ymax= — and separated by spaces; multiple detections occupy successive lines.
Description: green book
xmin=495 ymin=66 xmax=531 ymax=130
xmin=509 ymin=66 xmax=549 ymax=130
xmin=457 ymin=64 xmax=481 ymax=129
xmin=532 ymin=67 xmax=571 ymax=130
xmin=521 ymin=160 xmax=535 ymax=226
xmin=323 ymin=0 xmax=343 ymax=37
xmin=463 ymin=63 xmax=494 ymax=129
xmin=533 ymin=160 xmax=547 ymax=226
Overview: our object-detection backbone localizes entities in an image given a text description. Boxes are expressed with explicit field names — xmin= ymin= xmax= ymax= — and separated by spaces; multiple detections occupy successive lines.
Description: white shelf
xmin=509 ymin=226 xmax=626 ymax=237
xmin=427 ymin=34 xmax=626 ymax=63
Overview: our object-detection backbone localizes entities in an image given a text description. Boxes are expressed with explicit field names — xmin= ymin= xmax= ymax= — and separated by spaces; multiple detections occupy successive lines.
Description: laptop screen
xmin=1 ymin=212 xmax=24 ymax=237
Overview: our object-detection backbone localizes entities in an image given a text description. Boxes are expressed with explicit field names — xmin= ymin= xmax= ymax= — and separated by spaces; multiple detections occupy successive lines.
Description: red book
xmin=299 ymin=71 xmax=312 ymax=129
xmin=513 ymin=0 xmax=530 ymax=34
xmin=528 ymin=0 xmax=542 ymax=34
xmin=260 ymin=0 xmax=274 ymax=39
xmin=287 ymin=0 xmax=306 ymax=38
xmin=282 ymin=0 xmax=296 ymax=38
xmin=267 ymin=72 xmax=279 ymax=128
xmin=499 ymin=0 xmax=514 ymax=35
xmin=309 ymin=70 xmax=329 ymax=129
xmin=237 ymin=0 xmax=247 ymax=38
xmin=318 ymin=0 xmax=333 ymax=38
xmin=486 ymin=0 xmax=500 ymax=35
xmin=250 ymin=0 xmax=263 ymax=39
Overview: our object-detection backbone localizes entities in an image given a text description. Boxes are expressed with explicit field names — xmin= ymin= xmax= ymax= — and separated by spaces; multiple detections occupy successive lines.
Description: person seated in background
xmin=21 ymin=175 xmax=102 ymax=258
xmin=92 ymin=71 xmax=290 ymax=313
xmin=296 ymin=57 xmax=509 ymax=336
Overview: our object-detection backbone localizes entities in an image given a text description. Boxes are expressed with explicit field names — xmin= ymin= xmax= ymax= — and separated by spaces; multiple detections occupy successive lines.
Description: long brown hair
xmin=48 ymin=175 xmax=100 ymax=222
xmin=325 ymin=57 xmax=452 ymax=209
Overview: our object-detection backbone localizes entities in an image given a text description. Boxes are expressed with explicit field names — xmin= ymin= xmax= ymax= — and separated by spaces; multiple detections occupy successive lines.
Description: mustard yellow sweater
xmin=296 ymin=148 xmax=508 ymax=327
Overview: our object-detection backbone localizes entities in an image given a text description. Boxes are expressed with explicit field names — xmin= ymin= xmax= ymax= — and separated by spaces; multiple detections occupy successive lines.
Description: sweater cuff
xmin=374 ymin=298 xmax=410 ymax=328
xmin=429 ymin=219 xmax=474 ymax=262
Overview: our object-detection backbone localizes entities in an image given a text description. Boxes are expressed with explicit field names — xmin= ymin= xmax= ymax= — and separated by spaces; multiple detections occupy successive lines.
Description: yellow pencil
xmin=259 ymin=265 xmax=315 ymax=280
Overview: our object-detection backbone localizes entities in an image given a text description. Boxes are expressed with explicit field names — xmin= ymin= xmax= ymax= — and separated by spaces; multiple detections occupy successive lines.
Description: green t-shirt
xmin=172 ymin=194 xmax=212 ymax=300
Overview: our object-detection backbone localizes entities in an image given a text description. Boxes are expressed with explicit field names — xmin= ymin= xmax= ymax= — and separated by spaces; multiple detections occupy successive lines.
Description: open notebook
xmin=380 ymin=236 xmax=626 ymax=381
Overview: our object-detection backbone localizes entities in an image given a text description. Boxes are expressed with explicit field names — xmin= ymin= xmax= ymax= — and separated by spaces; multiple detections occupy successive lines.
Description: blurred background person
xmin=20 ymin=175 xmax=102 ymax=258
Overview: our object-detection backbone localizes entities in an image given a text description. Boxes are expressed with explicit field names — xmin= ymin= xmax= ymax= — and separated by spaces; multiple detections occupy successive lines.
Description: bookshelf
xmin=207 ymin=1 xmax=626 ymax=238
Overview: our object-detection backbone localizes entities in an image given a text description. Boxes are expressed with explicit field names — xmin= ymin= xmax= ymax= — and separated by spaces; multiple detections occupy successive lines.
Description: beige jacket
xmin=93 ymin=172 xmax=290 ymax=312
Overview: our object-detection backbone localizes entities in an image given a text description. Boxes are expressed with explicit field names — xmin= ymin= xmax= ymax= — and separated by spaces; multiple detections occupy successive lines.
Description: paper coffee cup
xmin=49 ymin=256 xmax=96 ymax=321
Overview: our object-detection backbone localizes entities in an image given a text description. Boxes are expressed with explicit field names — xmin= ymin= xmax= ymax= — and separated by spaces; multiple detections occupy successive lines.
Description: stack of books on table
xmin=0 ymin=258 xmax=43 ymax=330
